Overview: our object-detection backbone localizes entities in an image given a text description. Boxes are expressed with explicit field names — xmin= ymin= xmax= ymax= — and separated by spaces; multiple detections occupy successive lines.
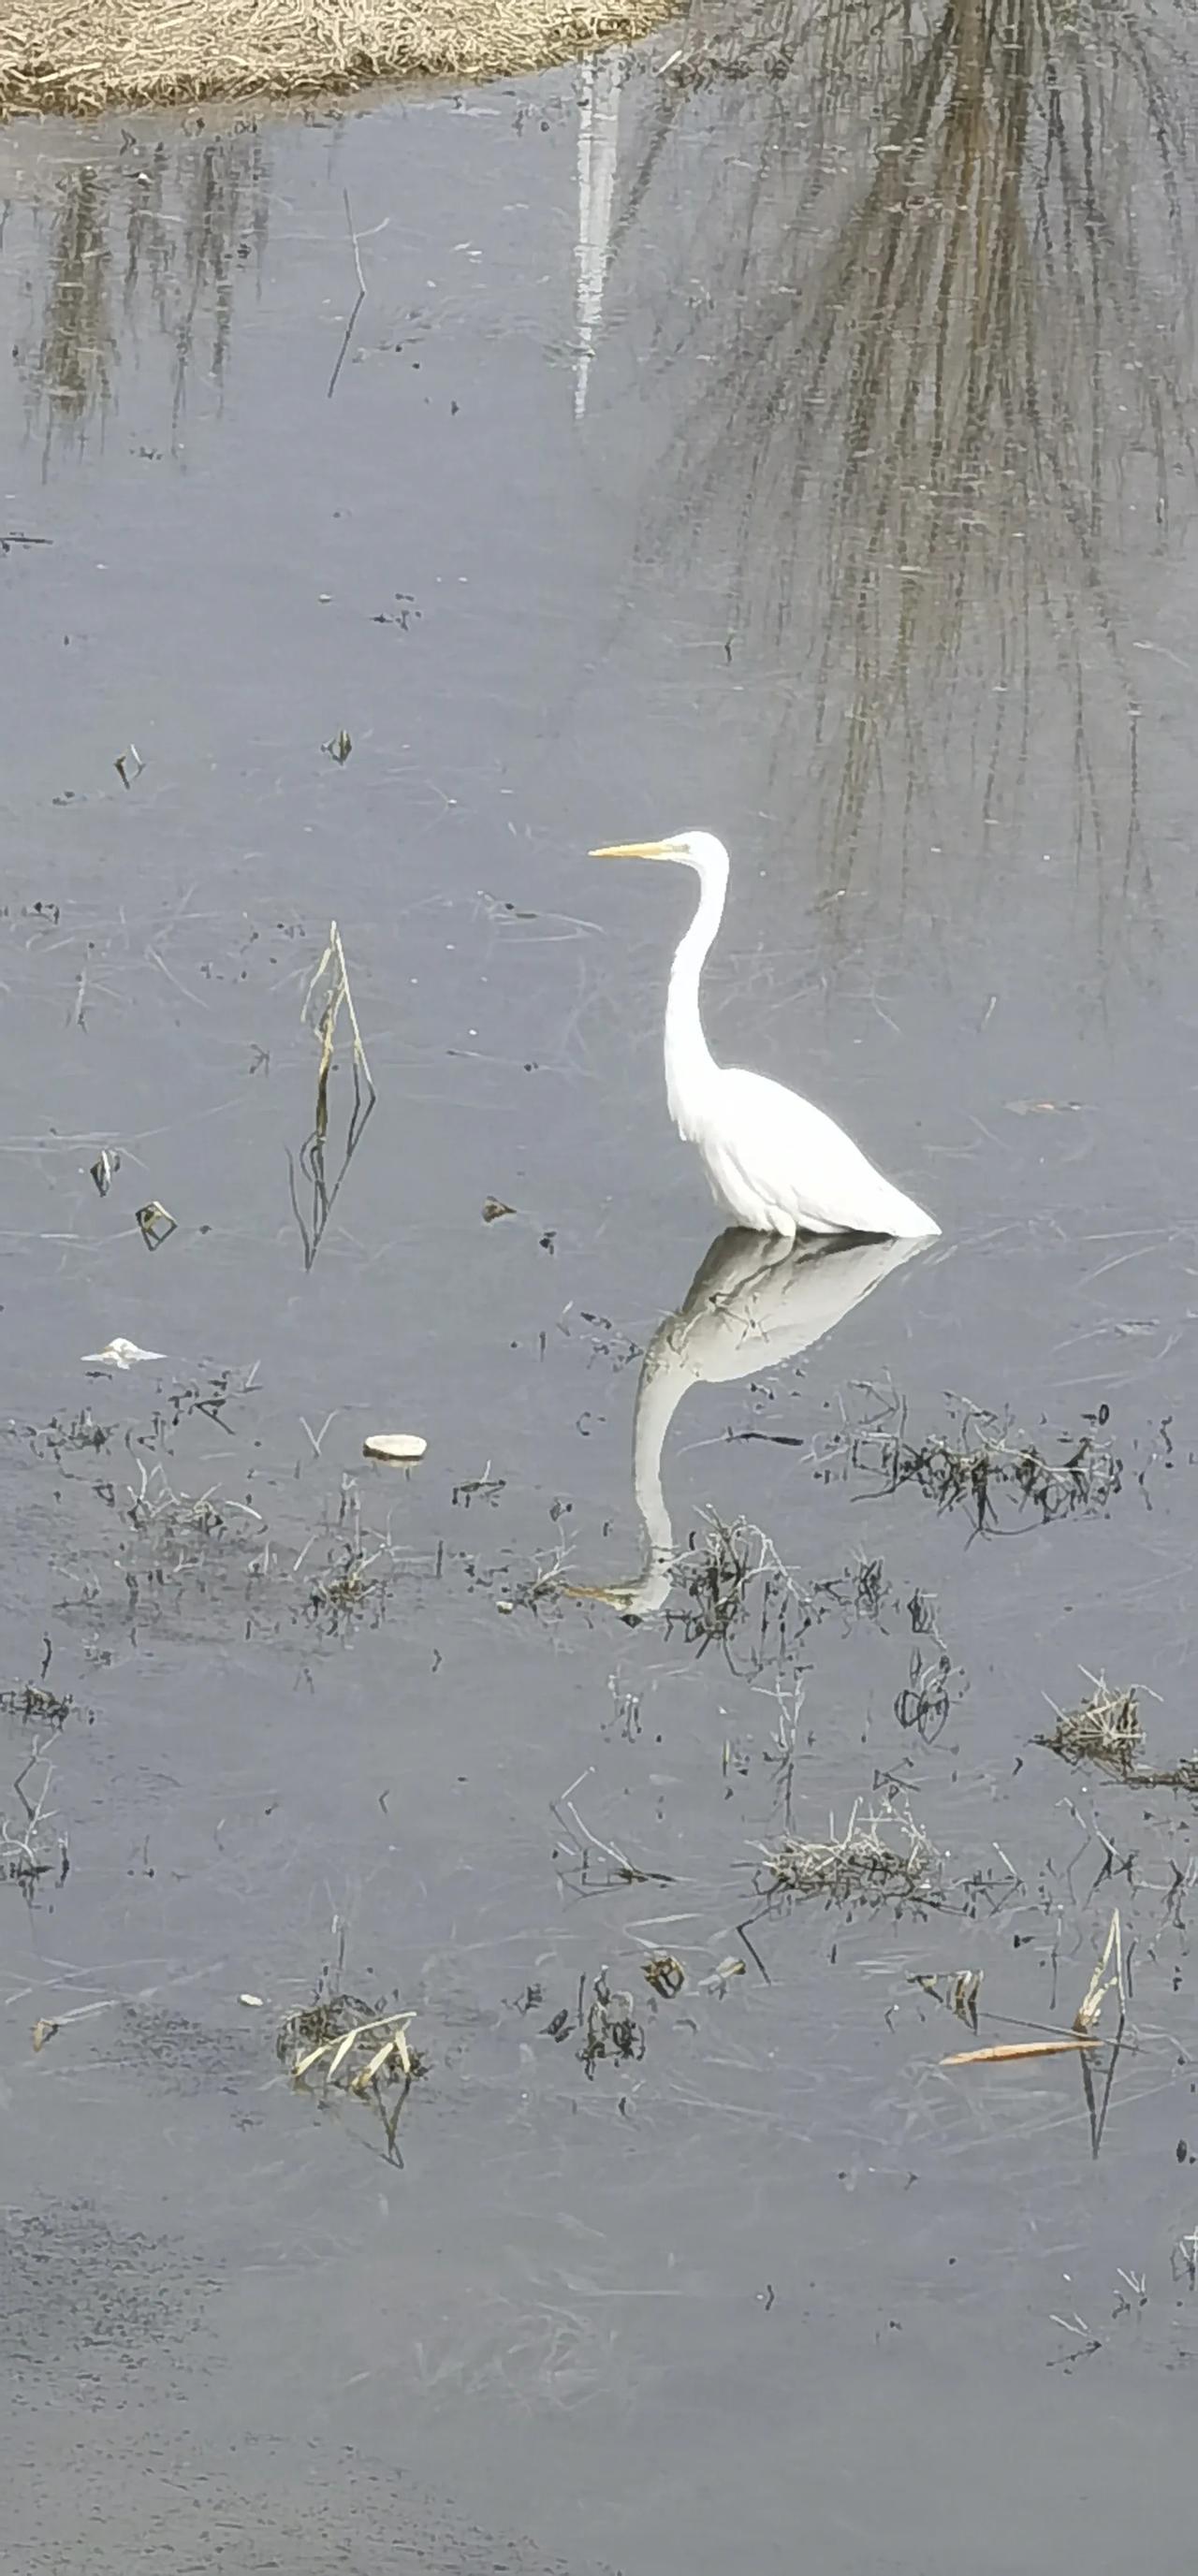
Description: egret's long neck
xmin=665 ymin=852 xmax=726 ymax=1139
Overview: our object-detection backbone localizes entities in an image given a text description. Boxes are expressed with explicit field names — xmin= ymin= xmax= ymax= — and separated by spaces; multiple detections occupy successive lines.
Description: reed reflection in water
xmin=630 ymin=0 xmax=1195 ymax=877
xmin=11 ymin=125 xmax=269 ymax=461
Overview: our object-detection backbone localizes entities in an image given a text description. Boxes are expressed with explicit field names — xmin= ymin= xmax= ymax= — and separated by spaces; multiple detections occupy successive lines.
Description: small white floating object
xmin=362 ymin=1433 xmax=427 ymax=1464
xmin=239 ymin=1993 xmax=264 ymax=2010
xmin=80 ymin=1337 xmax=165 ymax=1370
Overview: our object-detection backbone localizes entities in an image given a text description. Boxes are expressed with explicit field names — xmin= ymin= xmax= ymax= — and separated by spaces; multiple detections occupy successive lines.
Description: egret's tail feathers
xmin=885 ymin=1189 xmax=940 ymax=1240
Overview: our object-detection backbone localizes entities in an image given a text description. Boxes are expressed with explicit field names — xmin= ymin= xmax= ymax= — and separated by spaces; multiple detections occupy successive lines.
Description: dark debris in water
xmin=818 ymin=1391 xmax=1132 ymax=1532
xmin=670 ymin=1515 xmax=956 ymax=1681
xmin=1 ymin=1746 xmax=68 ymax=1898
xmin=738 ymin=1387 xmax=1176 ymax=1535
xmin=533 ymin=1969 xmax=653 ymax=2083
xmin=136 ymin=1199 xmax=177 ymax=1251
xmin=0 ymin=1678 xmax=75 ymax=1728
xmin=578 ymin=1972 xmax=646 ymax=2080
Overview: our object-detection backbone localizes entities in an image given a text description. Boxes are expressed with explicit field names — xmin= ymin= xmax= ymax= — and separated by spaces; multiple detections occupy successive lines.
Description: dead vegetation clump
xmin=577 ymin=1969 xmax=647 ymax=2076
xmin=1148 ymin=1754 xmax=1198 ymax=1793
xmin=673 ymin=1514 xmax=902 ymax=1673
xmin=1038 ymin=1675 xmax=1198 ymax=1794
xmin=676 ymin=1514 xmax=781 ymax=1657
xmin=0 ymin=0 xmax=676 ymax=117
xmin=279 ymin=1990 xmax=423 ymax=2086
xmin=1 ymin=1748 xmax=68 ymax=1896
xmin=0 ymin=1679 xmax=73 ymax=1727
xmin=279 ymin=1987 xmax=426 ymax=2157
xmin=840 ymin=1397 xmax=1121 ymax=1534
xmin=1039 ymin=1679 xmax=1145 ymax=1775
xmin=756 ymin=1795 xmax=938 ymax=1908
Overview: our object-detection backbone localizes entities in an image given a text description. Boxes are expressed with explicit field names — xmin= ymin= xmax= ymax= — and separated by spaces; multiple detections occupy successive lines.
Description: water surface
xmin=2 ymin=32 xmax=1197 ymax=2569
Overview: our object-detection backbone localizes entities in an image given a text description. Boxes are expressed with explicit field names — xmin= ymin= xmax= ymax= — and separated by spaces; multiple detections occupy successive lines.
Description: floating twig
xmin=942 ymin=2038 xmax=1099 ymax=2066
xmin=551 ymin=1767 xmax=674 ymax=1888
xmin=328 ymin=189 xmax=367 ymax=400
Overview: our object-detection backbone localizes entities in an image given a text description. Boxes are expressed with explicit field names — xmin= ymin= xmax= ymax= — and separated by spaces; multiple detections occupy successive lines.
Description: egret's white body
xmin=591 ymin=831 xmax=939 ymax=1240
xmin=570 ymin=1226 xmax=927 ymax=1617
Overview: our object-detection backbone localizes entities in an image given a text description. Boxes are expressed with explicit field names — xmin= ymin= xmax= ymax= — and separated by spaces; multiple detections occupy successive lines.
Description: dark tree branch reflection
xmin=635 ymin=0 xmax=1195 ymax=883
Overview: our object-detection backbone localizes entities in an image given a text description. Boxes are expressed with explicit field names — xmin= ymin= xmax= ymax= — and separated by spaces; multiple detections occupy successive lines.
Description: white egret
xmin=591 ymin=831 xmax=940 ymax=1239
xmin=568 ymin=1226 xmax=927 ymax=1617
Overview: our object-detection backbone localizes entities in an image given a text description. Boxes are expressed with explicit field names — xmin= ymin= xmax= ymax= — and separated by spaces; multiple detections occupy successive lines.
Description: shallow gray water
xmin=2 ymin=25 xmax=1198 ymax=2569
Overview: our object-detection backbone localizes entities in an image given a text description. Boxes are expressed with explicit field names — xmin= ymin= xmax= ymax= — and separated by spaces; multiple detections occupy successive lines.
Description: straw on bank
xmin=0 ymin=0 xmax=676 ymax=116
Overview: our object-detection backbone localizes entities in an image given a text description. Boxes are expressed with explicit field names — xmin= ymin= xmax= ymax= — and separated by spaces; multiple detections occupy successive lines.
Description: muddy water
xmin=1 ymin=31 xmax=1197 ymax=2571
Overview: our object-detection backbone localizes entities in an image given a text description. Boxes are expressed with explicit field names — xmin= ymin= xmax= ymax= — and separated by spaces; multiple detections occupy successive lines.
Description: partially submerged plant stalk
xmin=278 ymin=1992 xmax=424 ymax=2159
xmin=290 ymin=921 xmax=377 ymax=1270
xmin=303 ymin=920 xmax=374 ymax=1142
xmin=941 ymin=1909 xmax=1129 ymax=2154
xmin=912 ymin=1967 xmax=982 ymax=2030
xmin=288 ymin=2005 xmax=416 ymax=2088
xmin=1073 ymin=1907 xmax=1125 ymax=2040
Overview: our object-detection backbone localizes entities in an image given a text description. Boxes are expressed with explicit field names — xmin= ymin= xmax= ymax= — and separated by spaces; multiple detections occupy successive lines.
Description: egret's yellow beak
xmin=590 ymin=839 xmax=678 ymax=860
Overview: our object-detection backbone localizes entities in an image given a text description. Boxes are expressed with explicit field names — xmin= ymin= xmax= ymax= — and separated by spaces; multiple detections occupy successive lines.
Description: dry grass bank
xmin=0 ymin=0 xmax=677 ymax=117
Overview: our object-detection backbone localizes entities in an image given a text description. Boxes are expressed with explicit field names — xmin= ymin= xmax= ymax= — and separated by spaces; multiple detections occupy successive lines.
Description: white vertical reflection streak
xmin=575 ymin=51 xmax=621 ymax=422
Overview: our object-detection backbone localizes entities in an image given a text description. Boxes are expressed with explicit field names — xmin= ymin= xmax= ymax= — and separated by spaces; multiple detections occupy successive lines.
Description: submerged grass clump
xmin=279 ymin=1994 xmax=421 ymax=2088
xmin=755 ymin=1795 xmax=938 ymax=1907
xmin=1 ymin=1749 xmax=67 ymax=1896
xmin=1038 ymin=1675 xmax=1198 ymax=1794
xmin=840 ymin=1397 xmax=1122 ymax=1533
xmin=1040 ymin=1679 xmax=1145 ymax=1775
xmin=0 ymin=0 xmax=675 ymax=116
xmin=577 ymin=1969 xmax=647 ymax=2077
xmin=279 ymin=1985 xmax=426 ymax=2159
xmin=86 ymin=1460 xmax=423 ymax=1640
xmin=0 ymin=1680 xmax=73 ymax=1727
xmin=673 ymin=1514 xmax=912 ymax=1673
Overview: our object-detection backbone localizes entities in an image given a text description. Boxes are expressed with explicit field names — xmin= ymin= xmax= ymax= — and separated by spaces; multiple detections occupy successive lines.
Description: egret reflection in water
xmin=567 ymin=1224 xmax=928 ymax=1619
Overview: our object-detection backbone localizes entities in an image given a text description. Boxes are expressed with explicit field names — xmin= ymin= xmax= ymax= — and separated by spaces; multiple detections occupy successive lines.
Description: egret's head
xmin=590 ymin=830 xmax=728 ymax=877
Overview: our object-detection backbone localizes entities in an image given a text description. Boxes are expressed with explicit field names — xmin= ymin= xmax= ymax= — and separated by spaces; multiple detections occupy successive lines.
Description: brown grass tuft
xmin=0 ymin=0 xmax=676 ymax=118
xmin=755 ymin=1794 xmax=939 ymax=1908
xmin=1039 ymin=1679 xmax=1144 ymax=1775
